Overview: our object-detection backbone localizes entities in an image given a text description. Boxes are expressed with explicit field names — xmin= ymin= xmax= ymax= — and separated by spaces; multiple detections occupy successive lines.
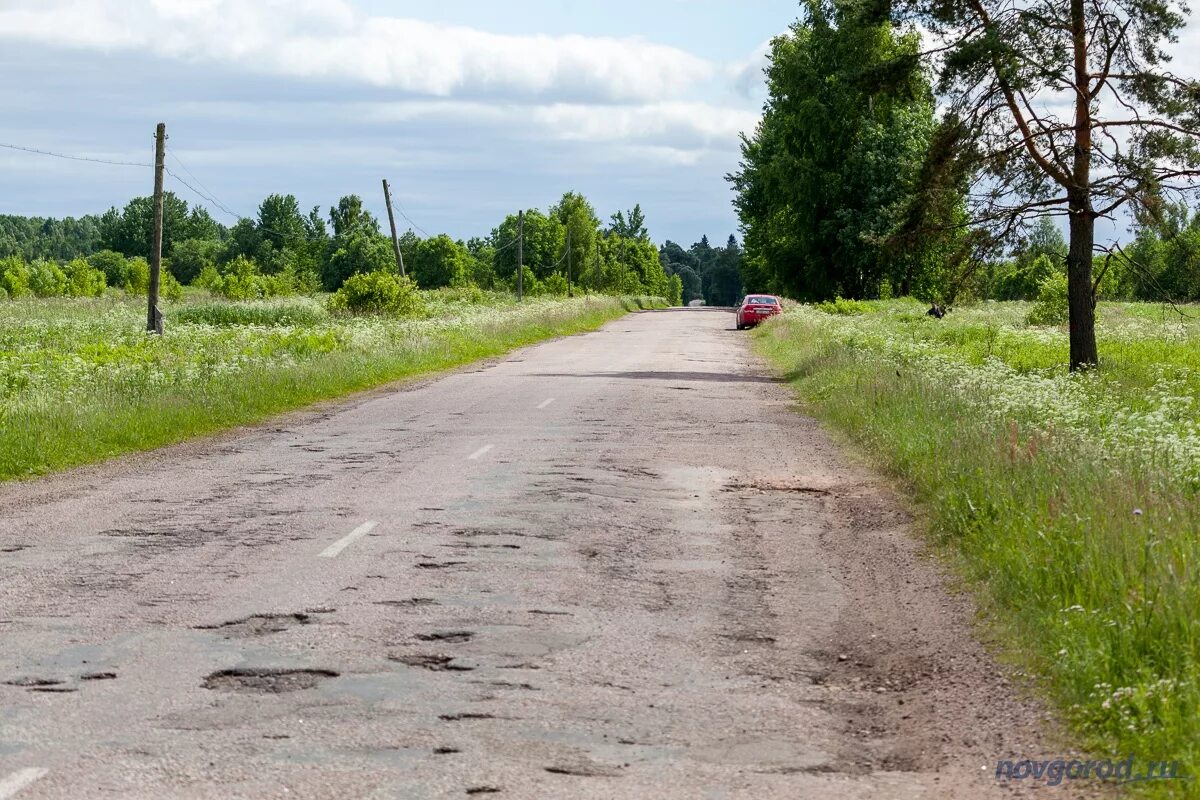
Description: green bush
xmin=27 ymin=260 xmax=67 ymax=297
xmin=1025 ymin=272 xmax=1069 ymax=326
xmin=88 ymin=250 xmax=128 ymax=287
xmin=278 ymin=260 xmax=320 ymax=296
xmin=215 ymin=255 xmax=265 ymax=300
xmin=172 ymin=298 xmax=330 ymax=326
xmin=498 ymin=266 xmax=544 ymax=298
xmin=617 ymin=270 xmax=645 ymax=296
xmin=1 ymin=257 xmax=106 ymax=299
xmin=170 ymin=238 xmax=220 ymax=285
xmin=814 ymin=296 xmax=873 ymax=315
xmin=122 ymin=257 xmax=150 ymax=295
xmin=194 ymin=264 xmax=222 ymax=292
xmin=28 ymin=260 xmax=69 ymax=297
xmin=63 ymin=258 xmax=107 ymax=297
xmin=0 ymin=256 xmax=31 ymax=298
xmin=322 ymin=229 xmax=395 ymax=291
xmin=541 ymin=273 xmax=569 ymax=296
xmin=121 ymin=257 xmax=182 ymax=302
xmin=206 ymin=255 xmax=306 ymax=301
xmin=328 ymin=271 xmax=425 ymax=316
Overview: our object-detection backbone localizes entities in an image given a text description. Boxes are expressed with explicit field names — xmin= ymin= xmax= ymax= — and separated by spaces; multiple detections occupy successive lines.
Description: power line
xmin=535 ymin=247 xmax=570 ymax=274
xmin=4 ymin=136 xmax=442 ymax=250
xmin=164 ymin=167 xmax=240 ymax=222
xmin=391 ymin=196 xmax=430 ymax=238
xmin=168 ymin=152 xmax=239 ymax=220
xmin=0 ymin=141 xmax=151 ymax=168
xmin=164 ymin=167 xmax=330 ymax=246
xmin=493 ymin=237 xmax=520 ymax=254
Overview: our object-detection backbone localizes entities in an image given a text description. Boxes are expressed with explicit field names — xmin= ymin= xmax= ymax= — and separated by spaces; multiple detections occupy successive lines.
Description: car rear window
xmin=746 ymin=296 xmax=778 ymax=305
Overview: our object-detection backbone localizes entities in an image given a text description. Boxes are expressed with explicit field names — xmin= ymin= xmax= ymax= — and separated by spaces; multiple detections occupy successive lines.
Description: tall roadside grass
xmin=171 ymin=297 xmax=331 ymax=326
xmin=756 ymin=301 xmax=1200 ymax=797
xmin=0 ymin=295 xmax=664 ymax=481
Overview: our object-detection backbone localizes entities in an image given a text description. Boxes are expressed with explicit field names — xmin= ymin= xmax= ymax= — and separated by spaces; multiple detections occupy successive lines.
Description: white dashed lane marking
xmin=318 ymin=521 xmax=378 ymax=558
xmin=537 ymin=398 xmax=556 ymax=409
xmin=0 ymin=769 xmax=49 ymax=800
xmin=468 ymin=445 xmax=495 ymax=461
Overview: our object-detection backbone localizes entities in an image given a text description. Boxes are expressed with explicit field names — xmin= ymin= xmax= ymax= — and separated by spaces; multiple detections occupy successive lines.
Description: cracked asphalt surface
xmin=0 ymin=308 xmax=1068 ymax=798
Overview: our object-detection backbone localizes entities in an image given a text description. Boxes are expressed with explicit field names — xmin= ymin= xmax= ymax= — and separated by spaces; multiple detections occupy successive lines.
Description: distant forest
xmin=0 ymin=197 xmax=747 ymax=305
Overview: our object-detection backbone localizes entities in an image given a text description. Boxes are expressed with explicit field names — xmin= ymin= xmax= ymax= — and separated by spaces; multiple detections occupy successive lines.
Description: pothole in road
xmin=376 ymin=598 xmax=439 ymax=608
xmin=416 ymin=561 xmax=468 ymax=569
xmin=0 ymin=544 xmax=31 ymax=553
xmin=415 ymin=631 xmax=475 ymax=644
xmin=444 ymin=542 xmax=521 ymax=551
xmin=545 ymin=763 xmax=624 ymax=777
xmin=725 ymin=633 xmax=777 ymax=646
xmin=452 ymin=528 xmax=525 ymax=539
xmin=439 ymin=712 xmax=494 ymax=722
xmin=80 ymin=671 xmax=117 ymax=681
xmin=465 ymin=787 xmax=501 ymax=795
xmin=202 ymin=668 xmax=338 ymax=693
xmin=724 ymin=479 xmax=833 ymax=495
xmin=5 ymin=677 xmax=63 ymax=688
xmin=195 ymin=613 xmax=311 ymax=638
xmin=390 ymin=654 xmax=474 ymax=672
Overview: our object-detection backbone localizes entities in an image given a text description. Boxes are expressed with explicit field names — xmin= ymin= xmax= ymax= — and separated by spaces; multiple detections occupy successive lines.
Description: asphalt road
xmin=0 ymin=308 xmax=1064 ymax=799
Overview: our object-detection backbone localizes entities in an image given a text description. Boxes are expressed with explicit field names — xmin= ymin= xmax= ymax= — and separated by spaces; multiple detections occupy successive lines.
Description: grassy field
xmin=0 ymin=292 xmax=662 ymax=481
xmin=756 ymin=299 xmax=1200 ymax=796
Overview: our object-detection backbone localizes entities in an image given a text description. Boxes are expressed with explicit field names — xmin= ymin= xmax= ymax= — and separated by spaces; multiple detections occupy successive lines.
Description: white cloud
xmin=0 ymin=0 xmax=714 ymax=102
xmin=157 ymin=97 xmax=759 ymax=156
xmin=728 ymin=38 xmax=774 ymax=97
xmin=530 ymin=102 xmax=759 ymax=146
xmin=1168 ymin=19 xmax=1200 ymax=78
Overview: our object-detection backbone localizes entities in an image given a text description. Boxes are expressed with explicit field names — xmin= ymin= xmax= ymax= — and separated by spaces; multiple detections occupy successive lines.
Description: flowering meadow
xmin=758 ymin=300 xmax=1200 ymax=793
xmin=0 ymin=293 xmax=656 ymax=480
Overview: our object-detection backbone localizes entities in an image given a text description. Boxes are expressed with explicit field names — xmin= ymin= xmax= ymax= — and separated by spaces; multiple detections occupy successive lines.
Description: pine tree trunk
xmin=1067 ymin=0 xmax=1098 ymax=371
xmin=1067 ymin=197 xmax=1098 ymax=370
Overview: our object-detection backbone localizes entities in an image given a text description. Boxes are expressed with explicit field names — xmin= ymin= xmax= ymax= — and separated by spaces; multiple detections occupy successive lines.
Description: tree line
xmin=732 ymin=0 xmax=1200 ymax=369
xmin=0 ymin=193 xmax=759 ymax=307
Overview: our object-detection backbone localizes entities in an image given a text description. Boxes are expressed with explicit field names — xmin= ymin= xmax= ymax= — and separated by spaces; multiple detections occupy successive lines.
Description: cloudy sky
xmin=0 ymin=0 xmax=798 ymax=246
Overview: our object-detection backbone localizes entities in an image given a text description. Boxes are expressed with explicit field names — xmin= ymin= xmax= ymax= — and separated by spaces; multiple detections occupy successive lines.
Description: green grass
xmin=0 ymin=294 xmax=664 ymax=481
xmin=756 ymin=300 xmax=1200 ymax=797
xmin=170 ymin=297 xmax=332 ymax=326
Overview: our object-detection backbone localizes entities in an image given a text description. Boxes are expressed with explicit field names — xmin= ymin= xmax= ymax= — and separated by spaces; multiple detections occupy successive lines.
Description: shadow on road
xmin=530 ymin=370 xmax=781 ymax=384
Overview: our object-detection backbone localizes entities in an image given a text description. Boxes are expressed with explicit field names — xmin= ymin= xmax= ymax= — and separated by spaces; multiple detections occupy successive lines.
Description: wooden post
xmin=517 ymin=210 xmax=524 ymax=302
xmin=566 ymin=226 xmax=573 ymax=297
xmin=148 ymin=122 xmax=166 ymax=334
xmin=381 ymin=179 xmax=406 ymax=277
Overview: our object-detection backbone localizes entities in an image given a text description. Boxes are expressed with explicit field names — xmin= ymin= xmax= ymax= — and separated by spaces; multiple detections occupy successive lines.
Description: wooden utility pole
xmin=566 ymin=226 xmax=573 ymax=297
xmin=381 ymin=179 xmax=406 ymax=277
xmin=517 ymin=210 xmax=524 ymax=302
xmin=147 ymin=122 xmax=166 ymax=334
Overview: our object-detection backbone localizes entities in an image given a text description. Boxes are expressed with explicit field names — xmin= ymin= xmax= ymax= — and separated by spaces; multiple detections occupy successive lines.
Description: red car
xmin=734 ymin=294 xmax=782 ymax=329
